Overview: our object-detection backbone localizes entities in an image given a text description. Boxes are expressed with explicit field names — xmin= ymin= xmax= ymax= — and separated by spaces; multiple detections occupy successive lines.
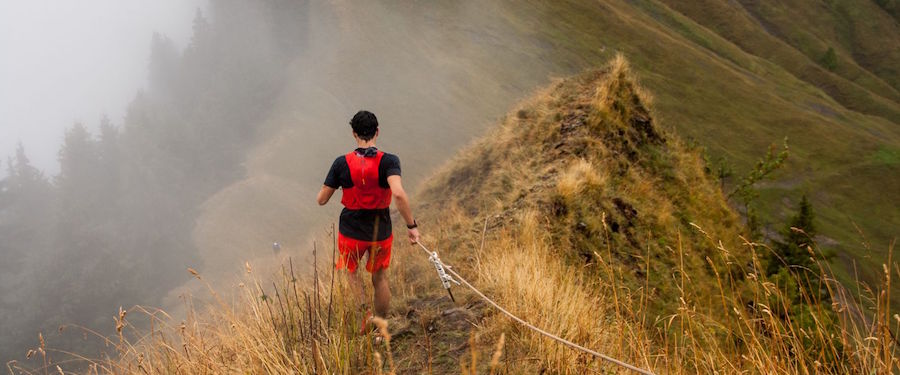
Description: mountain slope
xmin=103 ymin=57 xmax=897 ymax=375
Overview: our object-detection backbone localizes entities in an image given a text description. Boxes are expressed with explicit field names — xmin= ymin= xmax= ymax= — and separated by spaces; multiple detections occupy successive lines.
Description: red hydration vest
xmin=341 ymin=150 xmax=392 ymax=210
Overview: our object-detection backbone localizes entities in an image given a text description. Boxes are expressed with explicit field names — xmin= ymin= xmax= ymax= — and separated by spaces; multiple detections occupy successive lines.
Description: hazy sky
xmin=0 ymin=0 xmax=206 ymax=176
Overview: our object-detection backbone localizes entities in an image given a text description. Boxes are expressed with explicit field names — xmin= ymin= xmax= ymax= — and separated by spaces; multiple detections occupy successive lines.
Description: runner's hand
xmin=408 ymin=227 xmax=420 ymax=244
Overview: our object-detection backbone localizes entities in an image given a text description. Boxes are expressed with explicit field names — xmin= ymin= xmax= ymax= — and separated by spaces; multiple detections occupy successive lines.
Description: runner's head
xmin=350 ymin=110 xmax=378 ymax=141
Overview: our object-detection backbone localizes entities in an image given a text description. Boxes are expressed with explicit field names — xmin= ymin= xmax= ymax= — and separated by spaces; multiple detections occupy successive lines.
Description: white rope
xmin=416 ymin=241 xmax=656 ymax=375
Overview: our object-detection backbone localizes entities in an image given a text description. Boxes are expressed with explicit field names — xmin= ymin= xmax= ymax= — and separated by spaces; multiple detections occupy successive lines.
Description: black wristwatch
xmin=406 ymin=220 xmax=418 ymax=229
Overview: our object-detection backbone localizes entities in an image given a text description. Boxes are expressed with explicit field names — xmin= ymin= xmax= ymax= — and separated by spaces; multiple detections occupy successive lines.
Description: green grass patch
xmin=872 ymin=146 xmax=900 ymax=166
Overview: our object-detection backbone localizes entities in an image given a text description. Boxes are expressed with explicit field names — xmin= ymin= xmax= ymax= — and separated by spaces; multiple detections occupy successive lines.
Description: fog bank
xmin=0 ymin=0 xmax=204 ymax=174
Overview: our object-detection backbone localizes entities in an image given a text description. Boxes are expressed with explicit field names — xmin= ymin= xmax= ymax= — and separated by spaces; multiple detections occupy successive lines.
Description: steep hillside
xmin=657 ymin=0 xmax=900 ymax=110
xmin=95 ymin=57 xmax=896 ymax=375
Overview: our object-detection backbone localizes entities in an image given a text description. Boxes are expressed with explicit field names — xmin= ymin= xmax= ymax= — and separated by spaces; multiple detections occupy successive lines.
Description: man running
xmin=317 ymin=110 xmax=421 ymax=324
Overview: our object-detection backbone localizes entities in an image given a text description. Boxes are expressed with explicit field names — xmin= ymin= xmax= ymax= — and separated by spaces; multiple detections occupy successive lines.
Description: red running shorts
xmin=336 ymin=233 xmax=393 ymax=273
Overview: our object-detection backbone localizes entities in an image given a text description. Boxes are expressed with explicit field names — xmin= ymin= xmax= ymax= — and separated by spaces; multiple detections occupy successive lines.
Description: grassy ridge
xmin=418 ymin=57 xmax=747 ymax=320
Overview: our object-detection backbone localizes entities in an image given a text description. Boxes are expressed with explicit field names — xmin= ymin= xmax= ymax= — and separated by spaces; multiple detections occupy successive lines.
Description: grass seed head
xmin=489 ymin=333 xmax=506 ymax=373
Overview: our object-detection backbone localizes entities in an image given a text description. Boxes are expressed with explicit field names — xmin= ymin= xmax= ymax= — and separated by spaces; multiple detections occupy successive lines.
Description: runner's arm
xmin=317 ymin=185 xmax=336 ymax=205
xmin=387 ymin=175 xmax=420 ymax=243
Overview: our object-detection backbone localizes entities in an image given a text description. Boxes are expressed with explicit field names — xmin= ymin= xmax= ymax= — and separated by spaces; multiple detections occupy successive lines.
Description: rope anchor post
xmin=426 ymin=247 xmax=460 ymax=302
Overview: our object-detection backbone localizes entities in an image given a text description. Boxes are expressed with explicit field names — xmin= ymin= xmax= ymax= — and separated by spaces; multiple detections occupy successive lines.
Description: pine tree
xmin=54 ymin=122 xmax=105 ymax=272
xmin=765 ymin=194 xmax=833 ymax=307
xmin=0 ymin=144 xmax=53 ymax=295
xmin=10 ymin=143 xmax=41 ymax=185
xmin=5 ymin=143 xmax=53 ymax=224
xmin=56 ymin=123 xmax=100 ymax=208
xmin=767 ymin=195 xmax=816 ymax=274
xmin=820 ymin=47 xmax=838 ymax=71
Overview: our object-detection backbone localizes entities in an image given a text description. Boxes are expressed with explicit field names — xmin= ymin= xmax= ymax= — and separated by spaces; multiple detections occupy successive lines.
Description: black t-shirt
xmin=324 ymin=148 xmax=401 ymax=241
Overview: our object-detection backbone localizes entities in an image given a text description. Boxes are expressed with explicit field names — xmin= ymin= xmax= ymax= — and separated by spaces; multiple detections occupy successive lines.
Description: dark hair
xmin=349 ymin=110 xmax=378 ymax=141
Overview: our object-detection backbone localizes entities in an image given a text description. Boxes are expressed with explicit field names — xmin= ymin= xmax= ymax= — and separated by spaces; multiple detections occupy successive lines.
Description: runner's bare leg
xmin=372 ymin=269 xmax=391 ymax=318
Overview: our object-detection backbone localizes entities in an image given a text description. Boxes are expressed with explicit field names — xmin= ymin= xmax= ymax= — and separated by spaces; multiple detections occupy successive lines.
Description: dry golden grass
xmin=557 ymin=158 xmax=607 ymax=200
xmin=472 ymin=210 xmax=652 ymax=373
xmin=424 ymin=201 xmax=899 ymax=374
xmin=29 ymin=222 xmax=893 ymax=374
xmin=8 ymin=251 xmax=408 ymax=374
